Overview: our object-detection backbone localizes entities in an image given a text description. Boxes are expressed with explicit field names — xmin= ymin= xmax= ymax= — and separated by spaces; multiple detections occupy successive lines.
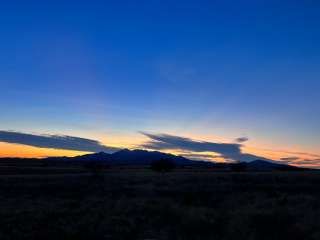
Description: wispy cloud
xmin=140 ymin=132 xmax=272 ymax=163
xmin=180 ymin=153 xmax=221 ymax=161
xmin=281 ymin=151 xmax=320 ymax=159
xmin=0 ymin=130 xmax=119 ymax=153
xmin=250 ymin=148 xmax=320 ymax=167
xmin=280 ymin=157 xmax=300 ymax=161
xmin=280 ymin=157 xmax=320 ymax=166
xmin=234 ymin=137 xmax=249 ymax=143
xmin=257 ymin=148 xmax=320 ymax=159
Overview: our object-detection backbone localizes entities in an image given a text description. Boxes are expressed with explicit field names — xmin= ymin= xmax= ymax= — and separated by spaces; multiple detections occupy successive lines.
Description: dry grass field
xmin=0 ymin=169 xmax=319 ymax=240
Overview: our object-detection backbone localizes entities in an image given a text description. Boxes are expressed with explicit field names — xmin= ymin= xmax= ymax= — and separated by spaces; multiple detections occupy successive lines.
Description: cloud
xmin=280 ymin=157 xmax=300 ymax=161
xmin=293 ymin=159 xmax=320 ymax=165
xmin=179 ymin=153 xmax=222 ymax=161
xmin=141 ymin=132 xmax=241 ymax=153
xmin=140 ymin=132 xmax=272 ymax=163
xmin=277 ymin=156 xmax=320 ymax=168
xmin=0 ymin=130 xmax=119 ymax=153
xmin=286 ymin=152 xmax=320 ymax=159
xmin=262 ymin=149 xmax=320 ymax=159
xmin=280 ymin=157 xmax=320 ymax=165
xmin=235 ymin=137 xmax=249 ymax=143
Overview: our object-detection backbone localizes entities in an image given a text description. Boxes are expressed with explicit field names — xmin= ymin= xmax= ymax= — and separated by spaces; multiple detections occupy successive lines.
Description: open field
xmin=0 ymin=170 xmax=319 ymax=240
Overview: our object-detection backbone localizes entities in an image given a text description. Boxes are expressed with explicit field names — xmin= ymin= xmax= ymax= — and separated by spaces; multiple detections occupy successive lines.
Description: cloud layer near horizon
xmin=141 ymin=132 xmax=271 ymax=163
xmin=1 ymin=130 xmax=319 ymax=167
xmin=0 ymin=131 xmax=119 ymax=153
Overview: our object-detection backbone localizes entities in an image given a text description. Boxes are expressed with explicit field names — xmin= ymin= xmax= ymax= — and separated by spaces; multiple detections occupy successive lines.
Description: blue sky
xmin=0 ymin=1 xmax=319 ymax=165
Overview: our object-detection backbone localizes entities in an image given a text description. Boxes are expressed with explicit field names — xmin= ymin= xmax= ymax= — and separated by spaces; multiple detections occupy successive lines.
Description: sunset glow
xmin=0 ymin=1 xmax=319 ymax=168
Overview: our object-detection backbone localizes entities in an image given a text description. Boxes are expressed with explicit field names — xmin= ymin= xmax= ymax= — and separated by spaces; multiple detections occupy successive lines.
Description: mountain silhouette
xmin=0 ymin=149 xmax=308 ymax=171
xmin=47 ymin=149 xmax=199 ymax=166
xmin=247 ymin=159 xmax=302 ymax=171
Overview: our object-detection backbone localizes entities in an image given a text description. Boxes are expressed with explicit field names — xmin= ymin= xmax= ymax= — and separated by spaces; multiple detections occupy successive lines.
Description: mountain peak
xmin=41 ymin=149 xmax=309 ymax=170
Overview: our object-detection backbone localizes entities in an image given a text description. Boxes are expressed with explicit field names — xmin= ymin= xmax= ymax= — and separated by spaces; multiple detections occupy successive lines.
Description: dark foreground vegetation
xmin=0 ymin=170 xmax=319 ymax=240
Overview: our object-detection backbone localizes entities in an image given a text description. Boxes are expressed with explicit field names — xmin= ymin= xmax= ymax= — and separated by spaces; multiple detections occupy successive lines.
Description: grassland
xmin=0 ymin=170 xmax=319 ymax=240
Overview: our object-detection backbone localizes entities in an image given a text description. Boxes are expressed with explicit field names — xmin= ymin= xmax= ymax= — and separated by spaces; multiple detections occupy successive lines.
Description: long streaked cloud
xmin=140 ymin=132 xmax=272 ymax=163
xmin=280 ymin=157 xmax=300 ymax=161
xmin=280 ymin=157 xmax=320 ymax=165
xmin=256 ymin=148 xmax=320 ymax=159
xmin=0 ymin=130 xmax=119 ymax=153
xmin=180 ymin=153 xmax=221 ymax=161
xmin=282 ymin=151 xmax=320 ymax=159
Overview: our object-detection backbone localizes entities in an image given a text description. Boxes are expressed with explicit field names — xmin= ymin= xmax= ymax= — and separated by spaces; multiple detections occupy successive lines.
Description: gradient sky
xmin=0 ymin=1 xmax=319 ymax=167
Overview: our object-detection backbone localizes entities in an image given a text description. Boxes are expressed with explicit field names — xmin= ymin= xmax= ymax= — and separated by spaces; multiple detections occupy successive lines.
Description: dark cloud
xmin=278 ymin=157 xmax=320 ymax=167
xmin=235 ymin=137 xmax=249 ymax=143
xmin=280 ymin=157 xmax=300 ymax=161
xmin=290 ymin=159 xmax=320 ymax=166
xmin=141 ymin=132 xmax=241 ymax=153
xmin=0 ymin=130 xmax=119 ymax=153
xmin=140 ymin=132 xmax=272 ymax=163
xmin=179 ymin=153 xmax=222 ymax=161
xmin=278 ymin=150 xmax=320 ymax=159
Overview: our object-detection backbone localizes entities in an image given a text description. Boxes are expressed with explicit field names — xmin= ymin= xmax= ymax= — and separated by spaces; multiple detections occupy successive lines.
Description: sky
xmin=0 ymin=1 xmax=319 ymax=167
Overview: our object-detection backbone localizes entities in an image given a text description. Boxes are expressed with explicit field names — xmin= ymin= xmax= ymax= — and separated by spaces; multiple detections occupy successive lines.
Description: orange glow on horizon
xmin=0 ymin=142 xmax=91 ymax=158
xmin=0 ymin=137 xmax=319 ymax=168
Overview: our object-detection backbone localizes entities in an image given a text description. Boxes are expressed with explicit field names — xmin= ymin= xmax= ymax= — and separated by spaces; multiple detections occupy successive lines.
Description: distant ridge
xmin=0 ymin=149 xmax=309 ymax=171
xmin=47 ymin=149 xmax=200 ymax=166
xmin=246 ymin=160 xmax=303 ymax=171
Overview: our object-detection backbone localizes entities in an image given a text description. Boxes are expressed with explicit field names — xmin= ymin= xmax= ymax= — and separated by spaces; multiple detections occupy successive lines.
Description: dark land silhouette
xmin=0 ymin=149 xmax=308 ymax=174
xmin=0 ymin=149 xmax=318 ymax=240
